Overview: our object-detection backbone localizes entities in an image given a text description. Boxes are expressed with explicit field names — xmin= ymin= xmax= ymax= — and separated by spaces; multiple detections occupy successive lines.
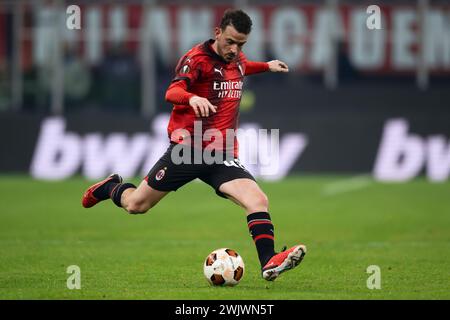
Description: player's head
xmin=214 ymin=9 xmax=252 ymax=62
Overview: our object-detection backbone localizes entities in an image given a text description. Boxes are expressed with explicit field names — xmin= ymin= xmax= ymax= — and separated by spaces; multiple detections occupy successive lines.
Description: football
xmin=203 ymin=248 xmax=245 ymax=286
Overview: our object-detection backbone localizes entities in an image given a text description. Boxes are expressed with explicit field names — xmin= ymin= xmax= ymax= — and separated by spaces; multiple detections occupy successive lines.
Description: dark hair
xmin=220 ymin=9 xmax=252 ymax=34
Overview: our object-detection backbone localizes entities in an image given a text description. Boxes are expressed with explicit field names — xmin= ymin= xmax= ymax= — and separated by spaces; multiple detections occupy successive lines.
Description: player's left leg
xmin=218 ymin=178 xmax=306 ymax=281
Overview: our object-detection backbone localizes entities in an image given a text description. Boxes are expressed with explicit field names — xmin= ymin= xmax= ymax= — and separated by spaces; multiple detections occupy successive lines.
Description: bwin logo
xmin=30 ymin=116 xmax=308 ymax=181
xmin=374 ymin=119 xmax=450 ymax=182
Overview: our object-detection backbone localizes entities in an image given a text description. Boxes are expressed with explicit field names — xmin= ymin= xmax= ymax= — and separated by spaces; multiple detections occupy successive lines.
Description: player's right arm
xmin=165 ymin=81 xmax=216 ymax=117
xmin=188 ymin=94 xmax=217 ymax=118
xmin=165 ymin=53 xmax=217 ymax=117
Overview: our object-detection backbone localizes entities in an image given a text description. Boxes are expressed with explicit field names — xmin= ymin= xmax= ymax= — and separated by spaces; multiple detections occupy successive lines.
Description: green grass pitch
xmin=0 ymin=175 xmax=449 ymax=299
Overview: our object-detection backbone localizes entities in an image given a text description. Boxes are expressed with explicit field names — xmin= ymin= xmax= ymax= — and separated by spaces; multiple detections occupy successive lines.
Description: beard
xmin=225 ymin=53 xmax=236 ymax=61
xmin=218 ymin=46 xmax=236 ymax=62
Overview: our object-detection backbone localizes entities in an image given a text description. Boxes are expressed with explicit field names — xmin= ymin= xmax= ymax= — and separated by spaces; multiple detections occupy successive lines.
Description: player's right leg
xmin=120 ymin=180 xmax=169 ymax=214
xmin=81 ymin=173 xmax=123 ymax=208
xmin=81 ymin=174 xmax=169 ymax=214
xmin=82 ymin=143 xmax=197 ymax=213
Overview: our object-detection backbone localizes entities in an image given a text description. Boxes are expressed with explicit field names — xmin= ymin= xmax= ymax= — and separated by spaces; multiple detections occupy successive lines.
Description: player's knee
xmin=126 ymin=200 xmax=151 ymax=215
xmin=246 ymin=192 xmax=269 ymax=212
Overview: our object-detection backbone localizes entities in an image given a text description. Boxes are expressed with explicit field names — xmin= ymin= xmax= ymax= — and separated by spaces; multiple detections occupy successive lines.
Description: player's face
xmin=214 ymin=25 xmax=248 ymax=62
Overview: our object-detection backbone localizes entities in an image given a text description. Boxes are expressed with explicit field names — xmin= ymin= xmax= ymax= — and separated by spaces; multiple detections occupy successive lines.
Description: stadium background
xmin=0 ymin=0 xmax=449 ymax=300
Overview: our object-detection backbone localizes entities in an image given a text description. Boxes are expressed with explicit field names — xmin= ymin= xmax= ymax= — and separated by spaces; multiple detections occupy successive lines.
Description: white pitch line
xmin=322 ymin=175 xmax=373 ymax=196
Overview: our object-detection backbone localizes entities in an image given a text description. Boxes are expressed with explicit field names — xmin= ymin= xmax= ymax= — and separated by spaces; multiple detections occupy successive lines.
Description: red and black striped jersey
xmin=166 ymin=39 xmax=268 ymax=158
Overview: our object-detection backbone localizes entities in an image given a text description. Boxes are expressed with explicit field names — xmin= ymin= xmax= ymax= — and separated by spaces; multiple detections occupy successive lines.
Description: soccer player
xmin=82 ymin=9 xmax=306 ymax=281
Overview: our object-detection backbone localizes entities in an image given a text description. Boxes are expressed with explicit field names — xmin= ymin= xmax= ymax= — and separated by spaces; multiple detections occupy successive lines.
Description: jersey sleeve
xmin=239 ymin=51 xmax=269 ymax=76
xmin=172 ymin=54 xmax=203 ymax=87
xmin=245 ymin=61 xmax=269 ymax=75
xmin=165 ymin=80 xmax=196 ymax=106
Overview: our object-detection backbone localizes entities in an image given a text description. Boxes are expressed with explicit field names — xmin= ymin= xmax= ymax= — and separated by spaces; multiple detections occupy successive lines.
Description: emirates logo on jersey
xmin=213 ymin=80 xmax=243 ymax=99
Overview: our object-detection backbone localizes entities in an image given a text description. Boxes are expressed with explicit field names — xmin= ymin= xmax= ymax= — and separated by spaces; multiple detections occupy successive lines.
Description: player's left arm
xmin=245 ymin=60 xmax=289 ymax=75
xmin=267 ymin=60 xmax=289 ymax=72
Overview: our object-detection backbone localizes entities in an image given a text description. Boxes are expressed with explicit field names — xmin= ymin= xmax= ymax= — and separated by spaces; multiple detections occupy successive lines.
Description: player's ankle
xmin=111 ymin=183 xmax=136 ymax=207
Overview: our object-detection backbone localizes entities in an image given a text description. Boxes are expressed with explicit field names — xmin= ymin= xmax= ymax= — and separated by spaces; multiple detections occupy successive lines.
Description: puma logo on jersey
xmin=214 ymin=67 xmax=224 ymax=76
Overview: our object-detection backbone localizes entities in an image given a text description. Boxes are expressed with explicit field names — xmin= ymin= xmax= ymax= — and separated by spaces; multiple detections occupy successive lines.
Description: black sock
xmin=110 ymin=183 xmax=136 ymax=207
xmin=247 ymin=212 xmax=276 ymax=268
xmin=92 ymin=181 xmax=120 ymax=200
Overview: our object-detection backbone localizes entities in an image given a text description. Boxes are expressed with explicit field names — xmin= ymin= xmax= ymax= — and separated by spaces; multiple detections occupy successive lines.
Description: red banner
xmin=12 ymin=3 xmax=450 ymax=73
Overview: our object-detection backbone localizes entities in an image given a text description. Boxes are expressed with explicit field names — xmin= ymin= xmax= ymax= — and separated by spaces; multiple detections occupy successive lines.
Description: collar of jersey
xmin=203 ymin=39 xmax=230 ymax=65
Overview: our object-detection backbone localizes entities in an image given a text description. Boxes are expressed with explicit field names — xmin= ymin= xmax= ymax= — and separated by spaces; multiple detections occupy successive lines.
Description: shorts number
xmin=223 ymin=159 xmax=246 ymax=170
